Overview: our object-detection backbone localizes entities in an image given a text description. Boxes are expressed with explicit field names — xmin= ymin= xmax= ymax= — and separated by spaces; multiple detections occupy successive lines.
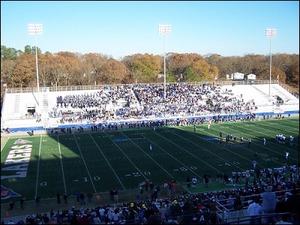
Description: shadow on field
xmin=1 ymin=122 xmax=299 ymax=204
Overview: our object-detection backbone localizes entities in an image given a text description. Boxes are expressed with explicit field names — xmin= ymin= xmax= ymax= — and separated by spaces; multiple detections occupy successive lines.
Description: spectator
xmin=261 ymin=185 xmax=277 ymax=214
xmin=247 ymin=197 xmax=262 ymax=224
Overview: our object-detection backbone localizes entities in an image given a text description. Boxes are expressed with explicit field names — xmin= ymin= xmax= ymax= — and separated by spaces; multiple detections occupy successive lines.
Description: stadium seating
xmin=2 ymin=165 xmax=299 ymax=224
xmin=1 ymin=82 xmax=299 ymax=130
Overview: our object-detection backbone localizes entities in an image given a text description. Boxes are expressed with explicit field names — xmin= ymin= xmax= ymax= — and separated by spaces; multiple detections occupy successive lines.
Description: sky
xmin=1 ymin=1 xmax=299 ymax=59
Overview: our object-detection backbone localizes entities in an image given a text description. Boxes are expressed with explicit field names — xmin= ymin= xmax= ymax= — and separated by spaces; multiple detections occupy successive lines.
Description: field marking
xmin=198 ymin=126 xmax=281 ymax=164
xmin=250 ymin=121 xmax=299 ymax=134
xmin=107 ymin=135 xmax=148 ymax=181
xmin=153 ymin=131 xmax=223 ymax=174
xmin=73 ymin=134 xmax=97 ymax=193
xmin=1 ymin=137 xmax=10 ymax=152
xmin=57 ymin=135 xmax=67 ymax=194
xmin=121 ymin=132 xmax=175 ymax=179
xmin=263 ymin=121 xmax=299 ymax=132
xmin=35 ymin=135 xmax=42 ymax=199
xmin=177 ymin=127 xmax=253 ymax=164
xmin=89 ymin=134 xmax=126 ymax=190
xmin=204 ymin=124 xmax=297 ymax=165
xmin=241 ymin=126 xmax=298 ymax=157
xmin=141 ymin=134 xmax=203 ymax=179
xmin=238 ymin=120 xmax=299 ymax=134
xmin=205 ymin=126 xmax=284 ymax=166
xmin=223 ymin=124 xmax=298 ymax=158
xmin=256 ymin=123 xmax=299 ymax=142
xmin=169 ymin=130 xmax=244 ymax=171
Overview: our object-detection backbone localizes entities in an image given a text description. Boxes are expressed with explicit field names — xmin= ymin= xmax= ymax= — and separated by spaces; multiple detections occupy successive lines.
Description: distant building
xmin=230 ymin=72 xmax=245 ymax=80
xmin=247 ymin=74 xmax=256 ymax=80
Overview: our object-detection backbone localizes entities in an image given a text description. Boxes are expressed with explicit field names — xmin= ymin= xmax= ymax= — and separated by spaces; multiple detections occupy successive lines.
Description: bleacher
xmin=1 ymin=82 xmax=299 ymax=131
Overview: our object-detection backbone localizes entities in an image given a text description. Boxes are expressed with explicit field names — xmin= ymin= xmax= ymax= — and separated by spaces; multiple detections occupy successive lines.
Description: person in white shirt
xmin=247 ymin=197 xmax=262 ymax=224
xmin=252 ymin=160 xmax=257 ymax=169
xmin=208 ymin=120 xmax=212 ymax=129
xmin=285 ymin=152 xmax=289 ymax=161
xmin=192 ymin=177 xmax=197 ymax=187
xmin=263 ymin=138 xmax=266 ymax=145
xmin=99 ymin=207 xmax=105 ymax=222
xmin=261 ymin=185 xmax=277 ymax=224
xmin=149 ymin=144 xmax=152 ymax=151
xmin=113 ymin=210 xmax=120 ymax=223
xmin=289 ymin=136 xmax=294 ymax=146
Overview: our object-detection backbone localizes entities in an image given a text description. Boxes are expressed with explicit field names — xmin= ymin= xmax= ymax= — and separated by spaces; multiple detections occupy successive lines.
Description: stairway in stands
xmin=272 ymin=85 xmax=290 ymax=102
xmin=14 ymin=94 xmax=20 ymax=117
xmin=41 ymin=88 xmax=50 ymax=128
xmin=251 ymin=85 xmax=269 ymax=98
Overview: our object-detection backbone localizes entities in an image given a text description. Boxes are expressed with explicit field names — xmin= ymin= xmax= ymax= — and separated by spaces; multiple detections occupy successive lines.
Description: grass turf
xmin=1 ymin=117 xmax=299 ymax=202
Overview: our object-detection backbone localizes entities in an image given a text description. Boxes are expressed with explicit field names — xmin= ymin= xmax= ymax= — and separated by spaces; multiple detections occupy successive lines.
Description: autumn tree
xmin=167 ymin=53 xmax=218 ymax=82
xmin=24 ymin=45 xmax=41 ymax=55
xmin=123 ymin=54 xmax=161 ymax=83
xmin=1 ymin=59 xmax=16 ymax=86
xmin=0 ymin=45 xmax=298 ymax=89
xmin=1 ymin=45 xmax=19 ymax=60
xmin=167 ymin=53 xmax=202 ymax=79
xmin=53 ymin=52 xmax=82 ymax=86
xmin=81 ymin=53 xmax=108 ymax=85
xmin=10 ymin=54 xmax=35 ymax=87
xmin=96 ymin=58 xmax=128 ymax=84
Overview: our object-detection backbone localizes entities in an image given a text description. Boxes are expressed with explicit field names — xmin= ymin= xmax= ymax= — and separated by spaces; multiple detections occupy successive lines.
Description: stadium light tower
xmin=28 ymin=23 xmax=43 ymax=93
xmin=265 ymin=28 xmax=277 ymax=97
xmin=159 ymin=24 xmax=172 ymax=99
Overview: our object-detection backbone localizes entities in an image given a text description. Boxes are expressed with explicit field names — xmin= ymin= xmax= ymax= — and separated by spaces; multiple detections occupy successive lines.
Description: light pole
xmin=265 ymin=28 xmax=277 ymax=97
xmin=28 ymin=23 xmax=43 ymax=93
xmin=159 ymin=24 xmax=172 ymax=99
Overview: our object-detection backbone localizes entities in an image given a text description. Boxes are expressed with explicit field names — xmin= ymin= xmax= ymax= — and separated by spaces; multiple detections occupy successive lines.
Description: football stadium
xmin=1 ymin=2 xmax=299 ymax=225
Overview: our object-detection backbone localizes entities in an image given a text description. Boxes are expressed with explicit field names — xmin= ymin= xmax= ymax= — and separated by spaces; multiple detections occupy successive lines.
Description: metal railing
xmin=225 ymin=212 xmax=293 ymax=224
xmin=216 ymin=187 xmax=300 ymax=223
xmin=278 ymin=82 xmax=299 ymax=99
xmin=217 ymin=187 xmax=299 ymax=211
xmin=4 ymin=80 xmax=279 ymax=93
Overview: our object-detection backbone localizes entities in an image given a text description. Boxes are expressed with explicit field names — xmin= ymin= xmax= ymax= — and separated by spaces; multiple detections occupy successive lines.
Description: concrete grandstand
xmin=1 ymin=80 xmax=299 ymax=132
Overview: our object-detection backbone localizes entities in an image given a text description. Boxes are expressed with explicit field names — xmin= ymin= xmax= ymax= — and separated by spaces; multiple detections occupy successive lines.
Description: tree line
xmin=1 ymin=45 xmax=298 ymax=89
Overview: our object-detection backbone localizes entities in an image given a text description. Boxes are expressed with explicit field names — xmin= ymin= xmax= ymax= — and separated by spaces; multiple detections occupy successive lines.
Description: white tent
xmin=231 ymin=72 xmax=244 ymax=80
xmin=247 ymin=74 xmax=256 ymax=80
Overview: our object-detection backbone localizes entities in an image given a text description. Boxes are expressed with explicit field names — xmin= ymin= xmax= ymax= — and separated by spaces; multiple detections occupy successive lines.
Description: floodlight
xmin=159 ymin=24 xmax=172 ymax=99
xmin=27 ymin=23 xmax=43 ymax=97
xmin=265 ymin=28 xmax=277 ymax=97
xmin=28 ymin=23 xmax=43 ymax=35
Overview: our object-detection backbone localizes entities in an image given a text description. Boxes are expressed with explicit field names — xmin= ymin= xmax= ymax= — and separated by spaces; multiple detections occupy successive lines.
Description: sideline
xmin=34 ymin=135 xmax=43 ymax=199
xmin=1 ymin=136 xmax=10 ymax=152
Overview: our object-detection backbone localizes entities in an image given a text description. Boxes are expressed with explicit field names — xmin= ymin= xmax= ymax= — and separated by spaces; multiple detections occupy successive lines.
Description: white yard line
xmin=141 ymin=134 xmax=203 ymax=179
xmin=153 ymin=131 xmax=223 ymax=174
xmin=1 ymin=136 xmax=10 ymax=152
xmin=73 ymin=134 xmax=97 ymax=193
xmin=108 ymin=136 xmax=149 ymax=181
xmin=121 ymin=132 xmax=175 ymax=179
xmin=35 ymin=135 xmax=42 ymax=199
xmin=169 ymin=131 xmax=244 ymax=171
xmin=221 ymin=125 xmax=297 ymax=160
xmin=57 ymin=135 xmax=67 ymax=194
xmin=180 ymin=127 xmax=253 ymax=163
xmin=262 ymin=121 xmax=299 ymax=132
xmin=89 ymin=134 xmax=126 ymax=190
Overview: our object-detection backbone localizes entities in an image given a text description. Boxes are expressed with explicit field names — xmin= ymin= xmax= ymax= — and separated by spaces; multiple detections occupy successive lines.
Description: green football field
xmin=1 ymin=117 xmax=299 ymax=202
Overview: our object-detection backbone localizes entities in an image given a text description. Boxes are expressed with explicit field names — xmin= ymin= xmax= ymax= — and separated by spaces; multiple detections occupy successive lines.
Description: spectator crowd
xmin=49 ymin=83 xmax=257 ymax=125
xmin=3 ymin=165 xmax=299 ymax=225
